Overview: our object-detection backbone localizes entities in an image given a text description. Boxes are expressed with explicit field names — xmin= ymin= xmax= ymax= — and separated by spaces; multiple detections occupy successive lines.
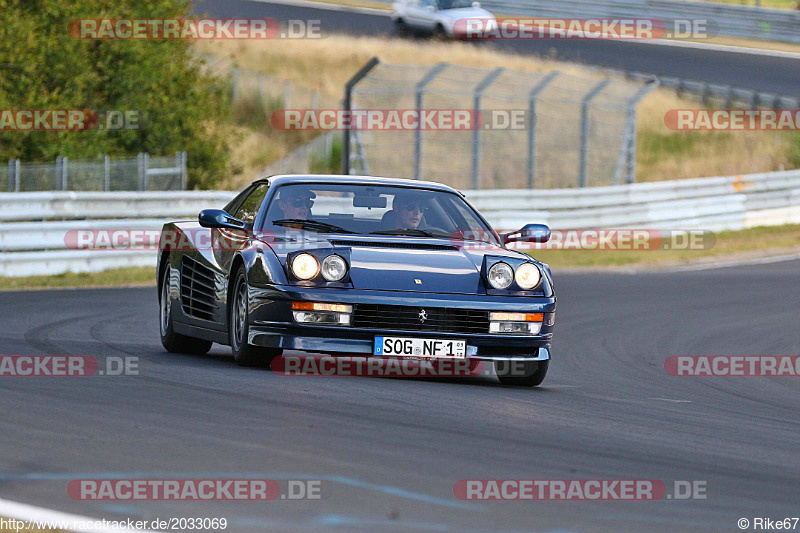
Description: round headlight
xmin=487 ymin=262 xmax=514 ymax=289
xmin=515 ymin=263 xmax=541 ymax=289
xmin=321 ymin=254 xmax=348 ymax=282
xmin=292 ymin=253 xmax=319 ymax=280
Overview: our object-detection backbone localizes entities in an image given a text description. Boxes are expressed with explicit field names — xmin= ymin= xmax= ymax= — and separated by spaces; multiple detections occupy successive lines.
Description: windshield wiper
xmin=273 ymin=219 xmax=353 ymax=234
xmin=369 ymin=228 xmax=450 ymax=238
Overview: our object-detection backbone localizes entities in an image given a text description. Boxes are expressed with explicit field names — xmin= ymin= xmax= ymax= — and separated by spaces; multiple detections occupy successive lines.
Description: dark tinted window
xmin=224 ymin=184 xmax=256 ymax=215
xmin=234 ymin=183 xmax=269 ymax=225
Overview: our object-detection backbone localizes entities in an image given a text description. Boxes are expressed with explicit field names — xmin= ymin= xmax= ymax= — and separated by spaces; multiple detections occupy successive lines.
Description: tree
xmin=0 ymin=0 xmax=230 ymax=188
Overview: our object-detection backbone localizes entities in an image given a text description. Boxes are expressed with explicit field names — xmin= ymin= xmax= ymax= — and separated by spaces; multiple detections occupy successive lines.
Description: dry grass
xmin=198 ymin=34 xmax=799 ymax=186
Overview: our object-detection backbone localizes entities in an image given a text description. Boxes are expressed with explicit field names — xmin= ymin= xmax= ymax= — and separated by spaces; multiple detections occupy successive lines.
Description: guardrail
xmin=1 ymin=170 xmax=799 ymax=277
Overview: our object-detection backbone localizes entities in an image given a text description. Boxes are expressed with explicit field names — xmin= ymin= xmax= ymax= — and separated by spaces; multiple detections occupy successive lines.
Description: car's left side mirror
xmin=501 ymin=223 xmax=551 ymax=244
xmin=198 ymin=209 xmax=247 ymax=230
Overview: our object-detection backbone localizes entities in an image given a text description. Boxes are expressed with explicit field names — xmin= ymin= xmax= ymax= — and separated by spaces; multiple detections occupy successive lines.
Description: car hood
xmin=266 ymin=234 xmax=531 ymax=294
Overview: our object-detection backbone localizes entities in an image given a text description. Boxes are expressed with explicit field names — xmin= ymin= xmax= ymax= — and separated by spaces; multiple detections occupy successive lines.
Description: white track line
xmin=247 ymin=0 xmax=800 ymax=60
xmin=0 ymin=497 xmax=159 ymax=533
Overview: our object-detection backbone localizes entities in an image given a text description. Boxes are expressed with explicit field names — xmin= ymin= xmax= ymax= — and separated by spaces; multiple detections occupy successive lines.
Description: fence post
xmin=343 ymin=57 xmax=380 ymax=175
xmin=232 ymin=67 xmax=239 ymax=102
xmin=56 ymin=156 xmax=63 ymax=190
xmin=142 ymin=153 xmax=149 ymax=190
xmin=413 ymin=63 xmax=449 ymax=180
xmin=104 ymin=155 xmax=110 ymax=191
xmin=527 ymin=71 xmax=559 ymax=189
xmin=614 ymin=80 xmax=659 ymax=185
xmin=579 ymin=79 xmax=610 ymax=188
xmin=180 ymin=151 xmax=187 ymax=190
xmin=13 ymin=159 xmax=19 ymax=192
xmin=137 ymin=153 xmax=144 ymax=191
xmin=7 ymin=160 xmax=13 ymax=192
xmin=471 ymin=67 xmax=505 ymax=190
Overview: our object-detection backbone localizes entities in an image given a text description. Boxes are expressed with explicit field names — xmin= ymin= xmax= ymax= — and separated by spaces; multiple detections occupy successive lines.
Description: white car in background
xmin=391 ymin=0 xmax=495 ymax=38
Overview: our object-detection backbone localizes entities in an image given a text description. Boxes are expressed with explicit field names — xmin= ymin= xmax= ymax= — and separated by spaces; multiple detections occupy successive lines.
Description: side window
xmin=233 ymin=183 xmax=269 ymax=226
xmin=224 ymin=184 xmax=255 ymax=215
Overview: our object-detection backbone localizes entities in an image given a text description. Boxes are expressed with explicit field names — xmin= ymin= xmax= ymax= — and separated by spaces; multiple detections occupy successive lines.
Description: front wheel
xmin=496 ymin=360 xmax=549 ymax=387
xmin=159 ymin=262 xmax=213 ymax=355
xmin=394 ymin=19 xmax=411 ymax=37
xmin=229 ymin=268 xmax=282 ymax=367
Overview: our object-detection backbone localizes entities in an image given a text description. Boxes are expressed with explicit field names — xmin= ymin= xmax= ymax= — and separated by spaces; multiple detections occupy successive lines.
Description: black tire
xmin=433 ymin=24 xmax=448 ymax=40
xmin=496 ymin=360 xmax=549 ymax=387
xmin=159 ymin=260 xmax=213 ymax=355
xmin=229 ymin=267 xmax=282 ymax=367
xmin=394 ymin=19 xmax=410 ymax=37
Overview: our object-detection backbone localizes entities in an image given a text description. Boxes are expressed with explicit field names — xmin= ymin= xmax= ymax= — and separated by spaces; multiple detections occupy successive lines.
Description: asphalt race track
xmin=1 ymin=260 xmax=798 ymax=531
xmin=194 ymin=0 xmax=800 ymax=97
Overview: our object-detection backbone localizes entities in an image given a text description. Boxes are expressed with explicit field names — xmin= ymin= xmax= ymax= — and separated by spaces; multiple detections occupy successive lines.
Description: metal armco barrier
xmin=1 ymin=170 xmax=799 ymax=277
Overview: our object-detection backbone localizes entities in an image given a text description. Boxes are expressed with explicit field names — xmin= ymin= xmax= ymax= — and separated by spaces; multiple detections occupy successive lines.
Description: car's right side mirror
xmin=501 ymin=224 xmax=551 ymax=244
xmin=472 ymin=1 xmax=481 ymax=7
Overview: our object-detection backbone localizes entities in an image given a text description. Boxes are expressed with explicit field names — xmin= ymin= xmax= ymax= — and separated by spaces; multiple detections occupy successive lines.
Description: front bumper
xmin=247 ymin=284 xmax=555 ymax=362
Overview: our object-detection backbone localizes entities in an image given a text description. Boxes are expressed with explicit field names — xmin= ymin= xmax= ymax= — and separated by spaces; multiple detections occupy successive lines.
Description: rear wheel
xmin=433 ymin=23 xmax=448 ymax=40
xmin=159 ymin=261 xmax=213 ymax=355
xmin=229 ymin=267 xmax=282 ymax=367
xmin=394 ymin=18 xmax=410 ymax=37
xmin=496 ymin=360 xmax=549 ymax=387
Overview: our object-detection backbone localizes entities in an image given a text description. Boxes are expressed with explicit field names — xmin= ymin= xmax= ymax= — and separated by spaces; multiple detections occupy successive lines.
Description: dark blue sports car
xmin=157 ymin=175 xmax=556 ymax=386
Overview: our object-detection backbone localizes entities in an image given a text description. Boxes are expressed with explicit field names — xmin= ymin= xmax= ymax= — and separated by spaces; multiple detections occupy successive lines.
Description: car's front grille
xmin=352 ymin=304 xmax=489 ymax=334
xmin=180 ymin=257 xmax=216 ymax=321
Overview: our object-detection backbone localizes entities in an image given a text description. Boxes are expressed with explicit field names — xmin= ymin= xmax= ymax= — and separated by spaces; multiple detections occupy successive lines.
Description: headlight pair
xmin=291 ymin=253 xmax=348 ymax=282
xmin=487 ymin=262 xmax=541 ymax=290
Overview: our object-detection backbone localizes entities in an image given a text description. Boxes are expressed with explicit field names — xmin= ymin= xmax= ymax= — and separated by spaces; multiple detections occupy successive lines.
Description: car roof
xmin=254 ymin=174 xmax=465 ymax=196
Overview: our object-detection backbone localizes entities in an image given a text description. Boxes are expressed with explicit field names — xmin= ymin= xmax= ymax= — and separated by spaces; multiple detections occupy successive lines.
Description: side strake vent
xmin=180 ymin=256 xmax=216 ymax=321
xmin=329 ymin=240 xmax=457 ymax=251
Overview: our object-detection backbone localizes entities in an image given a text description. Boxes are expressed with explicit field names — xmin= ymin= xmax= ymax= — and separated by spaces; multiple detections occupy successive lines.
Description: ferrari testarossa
xmin=157 ymin=175 xmax=556 ymax=386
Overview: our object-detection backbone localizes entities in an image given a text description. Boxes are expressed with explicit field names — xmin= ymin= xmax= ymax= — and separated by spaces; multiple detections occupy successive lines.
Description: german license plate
xmin=374 ymin=337 xmax=466 ymax=358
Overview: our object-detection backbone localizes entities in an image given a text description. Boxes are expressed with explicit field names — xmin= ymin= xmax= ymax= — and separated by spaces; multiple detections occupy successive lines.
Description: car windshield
xmin=262 ymin=183 xmax=499 ymax=244
xmin=437 ymin=0 xmax=474 ymax=9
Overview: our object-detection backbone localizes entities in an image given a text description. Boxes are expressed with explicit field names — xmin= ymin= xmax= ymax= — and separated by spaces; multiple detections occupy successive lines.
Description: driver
xmin=388 ymin=192 xmax=426 ymax=229
xmin=277 ymin=187 xmax=315 ymax=220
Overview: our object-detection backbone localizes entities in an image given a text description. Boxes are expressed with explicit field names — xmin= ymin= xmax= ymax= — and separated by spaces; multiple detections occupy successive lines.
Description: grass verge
xmin=0 ymin=267 xmax=155 ymax=291
xmin=527 ymin=224 xmax=800 ymax=268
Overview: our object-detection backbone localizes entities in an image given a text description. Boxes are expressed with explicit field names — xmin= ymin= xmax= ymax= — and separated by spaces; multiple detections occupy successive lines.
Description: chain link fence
xmin=343 ymin=59 xmax=656 ymax=189
xmin=1 ymin=153 xmax=187 ymax=192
